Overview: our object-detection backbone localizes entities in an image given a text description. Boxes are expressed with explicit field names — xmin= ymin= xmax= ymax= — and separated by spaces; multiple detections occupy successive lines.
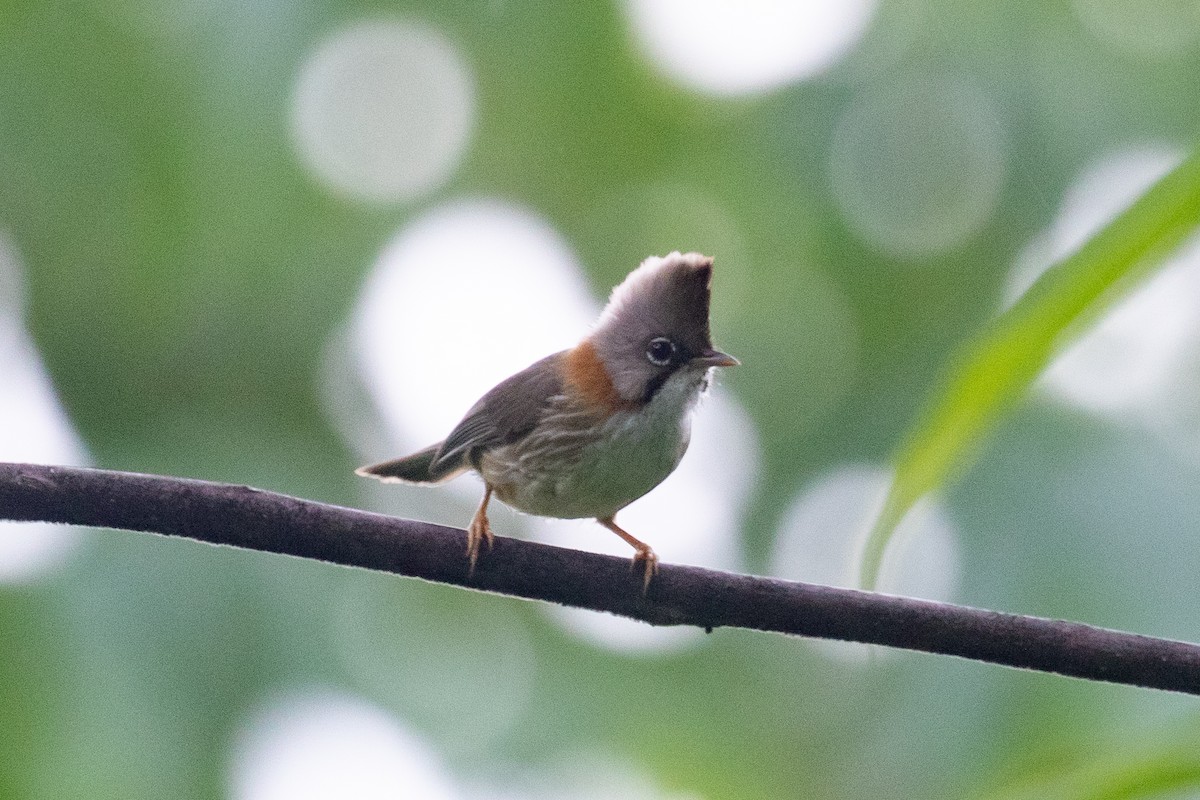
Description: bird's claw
xmin=631 ymin=547 xmax=659 ymax=593
xmin=466 ymin=516 xmax=493 ymax=577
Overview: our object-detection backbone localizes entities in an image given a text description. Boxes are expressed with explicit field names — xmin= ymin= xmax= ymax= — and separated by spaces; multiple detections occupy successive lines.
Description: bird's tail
xmin=355 ymin=443 xmax=466 ymax=484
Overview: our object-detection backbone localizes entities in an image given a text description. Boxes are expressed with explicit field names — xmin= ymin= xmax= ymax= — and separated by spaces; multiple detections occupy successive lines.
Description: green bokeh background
xmin=3 ymin=1 xmax=1200 ymax=798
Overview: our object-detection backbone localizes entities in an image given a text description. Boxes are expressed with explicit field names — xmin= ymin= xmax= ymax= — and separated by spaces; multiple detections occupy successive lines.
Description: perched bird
xmin=356 ymin=251 xmax=738 ymax=588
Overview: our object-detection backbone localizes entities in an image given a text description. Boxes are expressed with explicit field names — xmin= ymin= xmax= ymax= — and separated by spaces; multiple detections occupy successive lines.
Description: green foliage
xmin=2 ymin=1 xmax=1200 ymax=798
xmin=859 ymin=150 xmax=1200 ymax=589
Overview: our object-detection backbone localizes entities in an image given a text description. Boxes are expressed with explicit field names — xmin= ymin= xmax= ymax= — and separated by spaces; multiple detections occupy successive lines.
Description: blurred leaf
xmin=979 ymin=726 xmax=1200 ymax=800
xmin=858 ymin=148 xmax=1200 ymax=589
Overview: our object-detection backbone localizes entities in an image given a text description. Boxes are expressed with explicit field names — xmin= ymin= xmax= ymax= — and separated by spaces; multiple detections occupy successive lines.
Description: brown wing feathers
xmin=358 ymin=352 xmax=567 ymax=484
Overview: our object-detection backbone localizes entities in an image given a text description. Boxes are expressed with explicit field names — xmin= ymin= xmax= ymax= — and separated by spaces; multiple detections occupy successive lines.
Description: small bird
xmin=356 ymin=251 xmax=738 ymax=589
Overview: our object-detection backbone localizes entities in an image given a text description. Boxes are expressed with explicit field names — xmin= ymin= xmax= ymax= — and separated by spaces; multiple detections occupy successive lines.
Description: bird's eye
xmin=645 ymin=337 xmax=676 ymax=366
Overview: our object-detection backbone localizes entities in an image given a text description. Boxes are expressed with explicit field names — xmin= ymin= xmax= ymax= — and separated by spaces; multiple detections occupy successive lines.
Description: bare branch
xmin=1 ymin=462 xmax=1198 ymax=694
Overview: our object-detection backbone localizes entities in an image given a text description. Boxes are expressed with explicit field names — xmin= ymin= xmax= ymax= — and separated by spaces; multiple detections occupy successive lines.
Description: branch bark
xmin=2 ymin=462 xmax=1198 ymax=695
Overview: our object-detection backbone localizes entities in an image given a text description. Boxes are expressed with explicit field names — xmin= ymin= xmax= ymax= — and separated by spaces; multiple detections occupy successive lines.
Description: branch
xmin=2 ymin=462 xmax=1198 ymax=695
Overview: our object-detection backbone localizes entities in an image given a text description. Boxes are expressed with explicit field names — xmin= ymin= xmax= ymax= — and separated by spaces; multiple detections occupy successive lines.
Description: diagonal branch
xmin=1 ymin=461 xmax=1198 ymax=695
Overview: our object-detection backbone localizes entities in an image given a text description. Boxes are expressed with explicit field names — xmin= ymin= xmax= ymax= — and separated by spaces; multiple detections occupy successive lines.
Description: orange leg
xmin=598 ymin=516 xmax=659 ymax=592
xmin=466 ymin=485 xmax=495 ymax=575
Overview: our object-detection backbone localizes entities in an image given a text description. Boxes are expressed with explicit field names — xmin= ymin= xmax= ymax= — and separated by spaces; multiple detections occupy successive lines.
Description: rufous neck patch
xmin=563 ymin=339 xmax=634 ymax=415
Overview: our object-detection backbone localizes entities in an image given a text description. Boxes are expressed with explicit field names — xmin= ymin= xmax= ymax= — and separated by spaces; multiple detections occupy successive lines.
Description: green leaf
xmin=977 ymin=726 xmax=1200 ymax=800
xmin=858 ymin=149 xmax=1200 ymax=590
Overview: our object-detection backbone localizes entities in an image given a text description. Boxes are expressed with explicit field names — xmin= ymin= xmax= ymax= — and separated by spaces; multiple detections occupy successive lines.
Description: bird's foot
xmin=598 ymin=516 xmax=659 ymax=594
xmin=631 ymin=546 xmax=659 ymax=594
xmin=466 ymin=486 xmax=496 ymax=578
xmin=466 ymin=513 xmax=494 ymax=577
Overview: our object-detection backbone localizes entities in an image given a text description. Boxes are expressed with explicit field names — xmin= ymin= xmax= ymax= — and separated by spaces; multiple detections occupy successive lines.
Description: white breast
xmin=481 ymin=367 xmax=709 ymax=520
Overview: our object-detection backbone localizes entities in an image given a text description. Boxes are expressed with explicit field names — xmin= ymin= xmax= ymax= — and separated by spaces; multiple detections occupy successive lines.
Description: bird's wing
xmin=433 ymin=351 xmax=566 ymax=468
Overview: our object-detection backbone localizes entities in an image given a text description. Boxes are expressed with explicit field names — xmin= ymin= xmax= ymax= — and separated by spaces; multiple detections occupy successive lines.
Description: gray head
xmin=590 ymin=251 xmax=738 ymax=403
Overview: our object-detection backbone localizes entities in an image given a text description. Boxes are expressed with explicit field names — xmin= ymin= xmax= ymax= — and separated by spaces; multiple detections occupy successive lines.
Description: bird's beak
xmin=693 ymin=348 xmax=740 ymax=368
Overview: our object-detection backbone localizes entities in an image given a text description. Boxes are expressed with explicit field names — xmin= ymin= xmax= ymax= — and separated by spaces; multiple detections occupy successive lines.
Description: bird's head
xmin=585 ymin=251 xmax=738 ymax=407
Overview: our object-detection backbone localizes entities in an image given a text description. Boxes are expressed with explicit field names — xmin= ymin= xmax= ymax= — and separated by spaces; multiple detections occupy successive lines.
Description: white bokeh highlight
xmin=339 ymin=198 xmax=759 ymax=653
xmin=351 ymin=200 xmax=596 ymax=471
xmin=0 ymin=236 xmax=89 ymax=583
xmin=1007 ymin=145 xmax=1200 ymax=431
xmin=624 ymin=0 xmax=877 ymax=96
xmin=228 ymin=689 xmax=458 ymax=800
xmin=771 ymin=465 xmax=960 ymax=662
xmin=830 ymin=78 xmax=1007 ymax=259
xmin=292 ymin=20 xmax=475 ymax=204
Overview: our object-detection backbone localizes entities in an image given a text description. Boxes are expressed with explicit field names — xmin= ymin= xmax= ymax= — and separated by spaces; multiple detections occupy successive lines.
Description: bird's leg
xmin=467 ymin=485 xmax=495 ymax=576
xmin=597 ymin=516 xmax=658 ymax=592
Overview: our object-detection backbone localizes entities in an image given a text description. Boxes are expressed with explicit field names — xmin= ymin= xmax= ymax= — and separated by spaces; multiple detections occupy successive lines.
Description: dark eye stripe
xmin=641 ymin=370 xmax=672 ymax=403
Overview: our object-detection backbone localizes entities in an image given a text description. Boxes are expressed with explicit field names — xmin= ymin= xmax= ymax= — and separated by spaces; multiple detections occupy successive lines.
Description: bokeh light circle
xmin=771 ymin=464 xmax=960 ymax=661
xmin=351 ymin=199 xmax=596 ymax=458
xmin=228 ymin=689 xmax=458 ymax=800
xmin=830 ymin=77 xmax=1007 ymax=259
xmin=624 ymin=0 xmax=878 ymax=96
xmin=291 ymin=19 xmax=475 ymax=203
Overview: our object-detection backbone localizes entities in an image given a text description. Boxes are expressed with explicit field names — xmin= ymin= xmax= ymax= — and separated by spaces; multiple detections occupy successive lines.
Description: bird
xmin=356 ymin=251 xmax=738 ymax=589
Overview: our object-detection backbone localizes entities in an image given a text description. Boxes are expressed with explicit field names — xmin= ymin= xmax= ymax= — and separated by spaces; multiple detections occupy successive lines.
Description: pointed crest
xmin=596 ymin=251 xmax=714 ymax=350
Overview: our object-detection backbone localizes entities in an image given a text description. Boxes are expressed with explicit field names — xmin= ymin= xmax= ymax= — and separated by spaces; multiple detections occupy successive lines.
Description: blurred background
xmin=3 ymin=0 xmax=1200 ymax=797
